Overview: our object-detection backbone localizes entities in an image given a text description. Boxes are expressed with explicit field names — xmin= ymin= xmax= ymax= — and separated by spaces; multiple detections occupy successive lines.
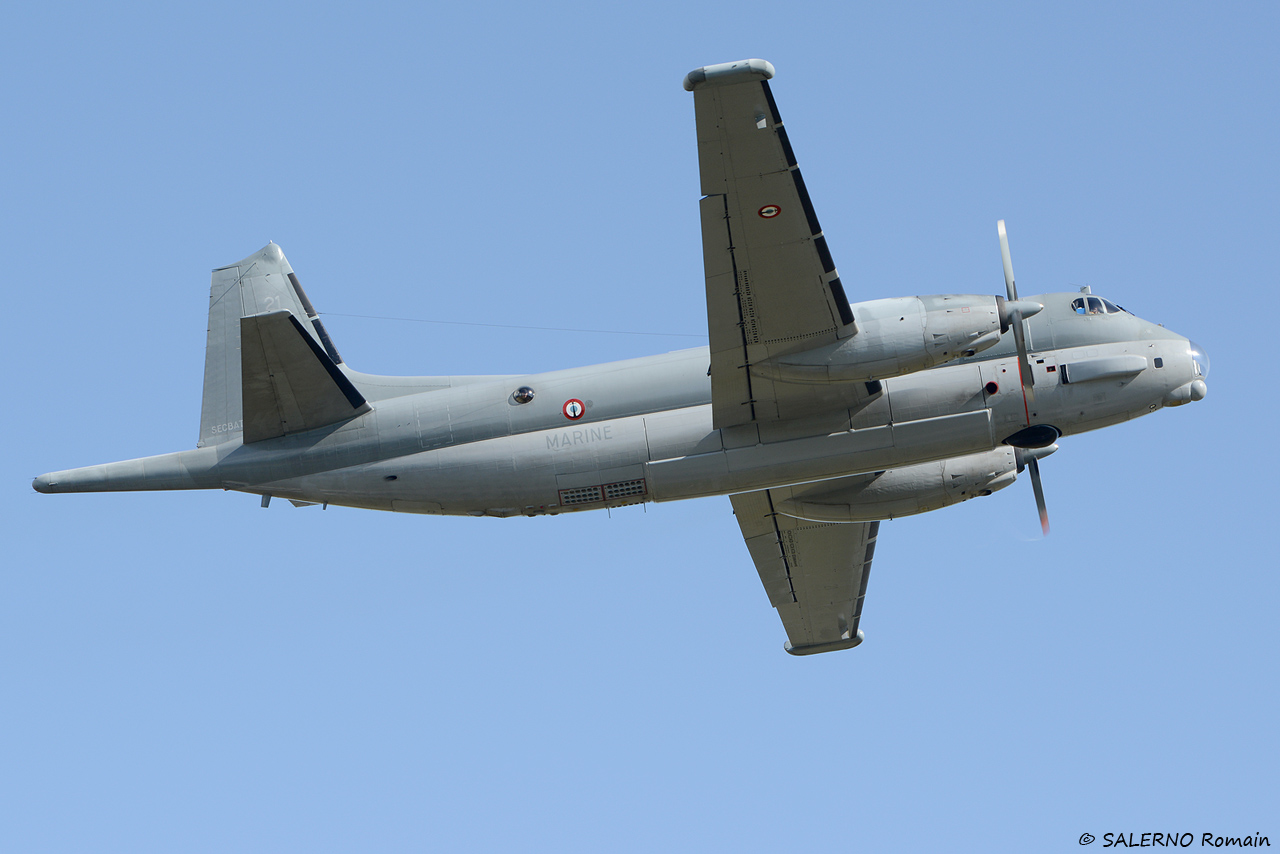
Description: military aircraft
xmin=33 ymin=59 xmax=1208 ymax=655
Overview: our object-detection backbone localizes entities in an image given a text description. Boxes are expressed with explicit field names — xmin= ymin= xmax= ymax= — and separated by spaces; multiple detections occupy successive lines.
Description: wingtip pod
xmin=784 ymin=629 xmax=864 ymax=656
xmin=683 ymin=58 xmax=775 ymax=91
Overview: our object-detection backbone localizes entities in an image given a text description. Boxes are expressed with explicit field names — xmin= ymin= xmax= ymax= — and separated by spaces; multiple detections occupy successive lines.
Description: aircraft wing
xmin=686 ymin=60 xmax=859 ymax=429
xmin=730 ymin=489 xmax=879 ymax=655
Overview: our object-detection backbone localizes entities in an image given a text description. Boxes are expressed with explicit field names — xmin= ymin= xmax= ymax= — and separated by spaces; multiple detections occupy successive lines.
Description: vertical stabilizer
xmin=197 ymin=243 xmax=343 ymax=447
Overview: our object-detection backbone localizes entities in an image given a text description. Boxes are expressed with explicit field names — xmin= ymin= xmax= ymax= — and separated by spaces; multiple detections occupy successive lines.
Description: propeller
xmin=1000 ymin=221 xmax=1056 ymax=536
xmin=998 ymin=219 xmax=1039 ymax=415
xmin=1016 ymin=445 xmax=1056 ymax=536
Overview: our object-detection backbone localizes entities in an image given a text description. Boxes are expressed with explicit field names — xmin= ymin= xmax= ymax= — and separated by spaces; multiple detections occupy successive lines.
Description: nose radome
xmin=1163 ymin=378 xmax=1207 ymax=406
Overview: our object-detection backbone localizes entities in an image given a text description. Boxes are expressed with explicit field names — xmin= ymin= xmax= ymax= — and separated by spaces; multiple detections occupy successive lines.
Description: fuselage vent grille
xmin=603 ymin=479 xmax=648 ymax=500
xmin=558 ymin=486 xmax=604 ymax=505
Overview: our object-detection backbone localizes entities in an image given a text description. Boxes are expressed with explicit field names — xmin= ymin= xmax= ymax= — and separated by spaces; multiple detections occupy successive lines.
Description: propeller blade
xmin=998 ymin=219 xmax=1017 ymax=302
xmin=1028 ymin=456 xmax=1050 ymax=536
xmin=1011 ymin=319 xmax=1037 ymax=404
xmin=998 ymin=219 xmax=1036 ymax=411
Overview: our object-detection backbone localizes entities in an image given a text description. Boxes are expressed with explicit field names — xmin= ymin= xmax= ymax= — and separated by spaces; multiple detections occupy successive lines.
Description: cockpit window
xmin=1071 ymin=296 xmax=1127 ymax=315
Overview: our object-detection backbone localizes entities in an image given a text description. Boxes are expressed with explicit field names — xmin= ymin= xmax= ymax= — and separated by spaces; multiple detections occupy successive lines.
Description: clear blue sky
xmin=4 ymin=2 xmax=1274 ymax=851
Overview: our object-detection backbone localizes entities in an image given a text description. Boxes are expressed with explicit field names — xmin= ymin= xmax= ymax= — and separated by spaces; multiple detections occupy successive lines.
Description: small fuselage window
xmin=1072 ymin=296 xmax=1126 ymax=315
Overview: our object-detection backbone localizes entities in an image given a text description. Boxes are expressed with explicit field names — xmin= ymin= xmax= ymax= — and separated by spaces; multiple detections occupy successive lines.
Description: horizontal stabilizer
xmin=241 ymin=311 xmax=370 ymax=443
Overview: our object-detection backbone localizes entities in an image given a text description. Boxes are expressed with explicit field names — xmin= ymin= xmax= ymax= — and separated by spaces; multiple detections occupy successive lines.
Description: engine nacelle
xmin=752 ymin=295 xmax=1036 ymax=384
xmin=774 ymin=447 xmax=1020 ymax=522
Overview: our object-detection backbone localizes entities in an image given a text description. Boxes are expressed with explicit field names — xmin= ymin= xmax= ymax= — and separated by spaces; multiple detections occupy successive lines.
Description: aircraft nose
xmin=1161 ymin=339 xmax=1208 ymax=407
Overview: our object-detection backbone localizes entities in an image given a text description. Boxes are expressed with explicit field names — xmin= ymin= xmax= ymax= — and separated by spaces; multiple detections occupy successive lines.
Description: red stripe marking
xmin=1019 ymin=366 xmax=1031 ymax=425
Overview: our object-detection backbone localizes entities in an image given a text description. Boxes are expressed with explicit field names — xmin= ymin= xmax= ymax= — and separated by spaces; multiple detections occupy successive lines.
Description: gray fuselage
xmin=33 ymin=292 xmax=1203 ymax=519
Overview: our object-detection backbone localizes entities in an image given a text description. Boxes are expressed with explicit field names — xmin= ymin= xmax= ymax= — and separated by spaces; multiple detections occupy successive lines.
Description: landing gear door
xmin=980 ymin=358 xmax=1025 ymax=434
xmin=981 ymin=354 xmax=1060 ymax=430
xmin=1027 ymin=353 xmax=1060 ymax=423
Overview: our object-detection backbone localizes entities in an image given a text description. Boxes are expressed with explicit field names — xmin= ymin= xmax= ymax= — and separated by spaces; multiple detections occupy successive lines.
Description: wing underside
xmin=730 ymin=490 xmax=879 ymax=655
xmin=691 ymin=62 xmax=881 ymax=653
xmin=689 ymin=60 xmax=861 ymax=430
